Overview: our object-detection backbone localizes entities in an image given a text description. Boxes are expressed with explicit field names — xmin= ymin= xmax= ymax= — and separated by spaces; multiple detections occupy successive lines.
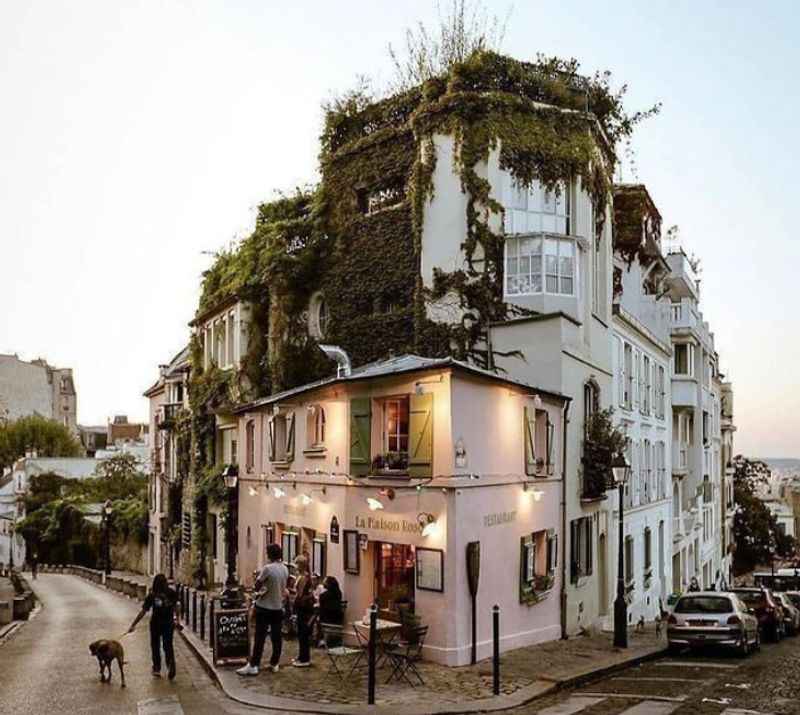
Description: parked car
xmin=732 ymin=588 xmax=785 ymax=642
xmin=785 ymin=591 xmax=800 ymax=612
xmin=667 ymin=592 xmax=759 ymax=656
xmin=775 ymin=592 xmax=800 ymax=635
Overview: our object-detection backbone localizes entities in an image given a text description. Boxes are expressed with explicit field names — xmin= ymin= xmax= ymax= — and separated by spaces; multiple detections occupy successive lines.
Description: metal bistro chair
xmin=386 ymin=624 xmax=428 ymax=686
xmin=320 ymin=623 xmax=365 ymax=680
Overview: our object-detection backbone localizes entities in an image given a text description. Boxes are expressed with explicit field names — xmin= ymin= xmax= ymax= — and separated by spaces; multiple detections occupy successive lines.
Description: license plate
xmin=689 ymin=620 xmax=716 ymax=627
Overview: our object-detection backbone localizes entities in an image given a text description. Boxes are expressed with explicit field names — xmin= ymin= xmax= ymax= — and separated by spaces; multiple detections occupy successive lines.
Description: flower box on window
xmin=372 ymin=452 xmax=409 ymax=474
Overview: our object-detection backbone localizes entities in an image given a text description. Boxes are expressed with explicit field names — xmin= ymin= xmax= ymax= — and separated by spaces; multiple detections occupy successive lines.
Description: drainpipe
xmin=318 ymin=344 xmax=352 ymax=377
xmin=560 ymin=400 xmax=570 ymax=640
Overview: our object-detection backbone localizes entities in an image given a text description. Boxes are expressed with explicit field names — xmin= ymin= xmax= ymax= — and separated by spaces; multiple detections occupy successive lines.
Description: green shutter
xmin=524 ymin=406 xmax=536 ymax=476
xmin=349 ymin=398 xmax=372 ymax=476
xmin=285 ymin=413 xmax=296 ymax=463
xmin=408 ymin=393 xmax=433 ymax=478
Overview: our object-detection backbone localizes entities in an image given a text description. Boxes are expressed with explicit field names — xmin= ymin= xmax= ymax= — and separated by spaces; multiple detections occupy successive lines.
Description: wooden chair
xmin=386 ymin=625 xmax=428 ymax=686
xmin=320 ymin=623 xmax=365 ymax=680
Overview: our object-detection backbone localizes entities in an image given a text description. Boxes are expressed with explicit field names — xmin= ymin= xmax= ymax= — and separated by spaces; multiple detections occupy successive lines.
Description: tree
xmin=388 ymin=0 xmax=509 ymax=92
xmin=732 ymin=455 xmax=797 ymax=575
xmin=0 ymin=414 xmax=81 ymax=472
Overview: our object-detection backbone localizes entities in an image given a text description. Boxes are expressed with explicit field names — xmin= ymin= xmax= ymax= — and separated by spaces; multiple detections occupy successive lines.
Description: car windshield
xmin=675 ymin=596 xmax=733 ymax=614
xmin=734 ymin=591 xmax=765 ymax=607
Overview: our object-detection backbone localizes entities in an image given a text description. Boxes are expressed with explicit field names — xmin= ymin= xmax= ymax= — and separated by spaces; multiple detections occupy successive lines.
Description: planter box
xmin=0 ymin=600 xmax=11 ymax=625
xmin=12 ymin=596 xmax=28 ymax=620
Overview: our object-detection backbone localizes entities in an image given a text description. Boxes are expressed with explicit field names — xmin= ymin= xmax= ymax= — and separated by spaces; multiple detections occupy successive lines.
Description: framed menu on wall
xmin=416 ymin=547 xmax=444 ymax=592
xmin=343 ymin=530 xmax=360 ymax=574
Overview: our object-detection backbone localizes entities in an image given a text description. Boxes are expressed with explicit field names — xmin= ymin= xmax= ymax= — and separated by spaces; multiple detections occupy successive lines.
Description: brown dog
xmin=89 ymin=639 xmax=126 ymax=687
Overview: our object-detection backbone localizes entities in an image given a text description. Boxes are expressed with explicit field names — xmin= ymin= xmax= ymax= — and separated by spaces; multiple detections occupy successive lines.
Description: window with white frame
xmin=657 ymin=365 xmax=666 ymax=418
xmin=505 ymin=236 xmax=576 ymax=296
xmin=642 ymin=355 xmax=651 ymax=415
xmin=227 ymin=312 xmax=235 ymax=366
xmin=616 ymin=338 xmax=624 ymax=407
xmin=643 ymin=439 xmax=651 ymax=503
xmin=383 ymin=397 xmax=409 ymax=454
xmin=503 ymin=176 xmax=570 ymax=235
xmin=674 ymin=343 xmax=695 ymax=377
xmin=623 ymin=343 xmax=633 ymax=410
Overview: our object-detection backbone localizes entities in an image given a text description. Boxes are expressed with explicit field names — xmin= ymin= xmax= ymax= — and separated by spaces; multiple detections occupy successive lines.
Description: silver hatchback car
xmin=667 ymin=592 xmax=760 ymax=655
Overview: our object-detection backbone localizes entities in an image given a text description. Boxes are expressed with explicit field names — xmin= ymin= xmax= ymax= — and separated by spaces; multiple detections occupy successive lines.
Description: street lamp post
xmin=611 ymin=453 xmax=631 ymax=649
xmin=221 ymin=465 xmax=242 ymax=607
xmin=9 ymin=523 xmax=15 ymax=571
xmin=103 ymin=499 xmax=113 ymax=576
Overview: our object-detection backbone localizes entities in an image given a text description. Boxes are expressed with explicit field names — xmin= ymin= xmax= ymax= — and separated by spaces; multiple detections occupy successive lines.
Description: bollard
xmin=209 ymin=598 xmax=216 ymax=650
xmin=192 ymin=590 xmax=197 ymax=632
xmin=492 ymin=605 xmax=500 ymax=696
xmin=200 ymin=594 xmax=206 ymax=640
xmin=367 ymin=603 xmax=377 ymax=705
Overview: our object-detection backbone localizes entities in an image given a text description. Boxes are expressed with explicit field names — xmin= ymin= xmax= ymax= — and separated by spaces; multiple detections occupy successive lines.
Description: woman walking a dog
xmin=128 ymin=573 xmax=179 ymax=679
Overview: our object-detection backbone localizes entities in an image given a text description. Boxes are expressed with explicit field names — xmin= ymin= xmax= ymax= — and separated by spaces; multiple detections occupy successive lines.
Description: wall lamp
xmin=417 ymin=512 xmax=438 ymax=537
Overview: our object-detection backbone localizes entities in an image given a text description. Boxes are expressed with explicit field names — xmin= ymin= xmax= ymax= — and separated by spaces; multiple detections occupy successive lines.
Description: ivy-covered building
xmin=177 ymin=50 xmax=669 ymax=638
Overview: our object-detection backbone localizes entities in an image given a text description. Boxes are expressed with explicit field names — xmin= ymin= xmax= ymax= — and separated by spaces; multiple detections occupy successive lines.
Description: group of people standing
xmin=237 ymin=542 xmax=344 ymax=676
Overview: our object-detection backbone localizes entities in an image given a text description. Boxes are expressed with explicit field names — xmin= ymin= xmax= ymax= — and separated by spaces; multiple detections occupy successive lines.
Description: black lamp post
xmin=611 ymin=453 xmax=631 ymax=649
xmin=103 ymin=499 xmax=113 ymax=576
xmin=9 ymin=522 xmax=15 ymax=571
xmin=221 ymin=464 xmax=242 ymax=607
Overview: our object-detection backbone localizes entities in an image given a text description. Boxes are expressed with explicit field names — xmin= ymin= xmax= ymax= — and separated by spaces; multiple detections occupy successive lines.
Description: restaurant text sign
xmin=355 ymin=514 xmax=423 ymax=534
xmin=483 ymin=510 xmax=516 ymax=528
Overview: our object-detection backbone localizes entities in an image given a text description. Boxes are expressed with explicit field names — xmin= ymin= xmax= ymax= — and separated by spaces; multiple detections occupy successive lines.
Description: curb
xmin=178 ymin=623 xmax=667 ymax=715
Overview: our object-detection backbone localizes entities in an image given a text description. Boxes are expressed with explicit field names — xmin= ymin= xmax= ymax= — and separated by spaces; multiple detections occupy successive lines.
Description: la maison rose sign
xmin=355 ymin=514 xmax=423 ymax=535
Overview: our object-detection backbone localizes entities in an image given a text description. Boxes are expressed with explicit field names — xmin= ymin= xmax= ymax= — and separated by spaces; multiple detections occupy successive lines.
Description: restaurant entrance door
xmin=374 ymin=542 xmax=415 ymax=619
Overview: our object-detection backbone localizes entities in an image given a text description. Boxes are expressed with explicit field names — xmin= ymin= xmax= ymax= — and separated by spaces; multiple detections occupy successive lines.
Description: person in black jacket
xmin=128 ymin=574 xmax=179 ymax=679
xmin=318 ymin=576 xmax=344 ymax=647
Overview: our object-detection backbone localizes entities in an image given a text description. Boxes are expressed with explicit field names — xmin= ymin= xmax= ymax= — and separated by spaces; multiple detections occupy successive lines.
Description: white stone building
xmin=606 ymin=185 xmax=673 ymax=625
xmin=0 ymin=354 xmax=77 ymax=434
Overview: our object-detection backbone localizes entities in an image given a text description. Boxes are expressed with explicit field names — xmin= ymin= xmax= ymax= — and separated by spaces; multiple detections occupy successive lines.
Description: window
xmin=520 ymin=529 xmax=556 ymax=602
xmin=623 ymin=343 xmax=633 ymax=410
xmin=383 ymin=397 xmax=409 ymax=454
xmin=281 ymin=529 xmax=298 ymax=565
xmin=570 ymin=517 xmax=593 ymax=582
xmin=505 ymin=236 xmax=576 ymax=296
xmin=625 ymin=535 xmax=634 ymax=583
xmin=642 ymin=356 xmax=651 ymax=415
xmin=312 ymin=537 xmax=327 ymax=577
xmin=245 ymin=421 xmax=255 ymax=472
xmin=230 ymin=439 xmax=238 ymax=465
xmin=616 ymin=338 xmax=624 ymax=407
xmin=306 ymin=404 xmax=326 ymax=450
xmin=583 ymin=380 xmax=599 ymax=432
xmin=642 ymin=440 xmax=651 ymax=503
xmin=644 ymin=528 xmax=652 ymax=573
xmin=702 ymin=411 xmax=710 ymax=445
xmin=504 ymin=177 xmax=570 ymax=235
xmin=227 ymin=312 xmax=235 ymax=366
xmin=268 ymin=412 xmax=295 ymax=463
xmin=674 ymin=343 xmax=695 ymax=377
xmin=656 ymin=365 xmax=666 ymax=418
xmin=211 ymin=513 xmax=218 ymax=559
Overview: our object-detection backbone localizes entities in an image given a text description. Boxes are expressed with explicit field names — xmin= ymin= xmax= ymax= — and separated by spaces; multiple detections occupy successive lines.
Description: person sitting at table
xmin=318 ymin=576 xmax=344 ymax=647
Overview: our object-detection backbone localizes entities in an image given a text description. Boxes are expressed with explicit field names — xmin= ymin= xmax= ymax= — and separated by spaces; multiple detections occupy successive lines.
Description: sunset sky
xmin=1 ymin=1 xmax=796 ymax=456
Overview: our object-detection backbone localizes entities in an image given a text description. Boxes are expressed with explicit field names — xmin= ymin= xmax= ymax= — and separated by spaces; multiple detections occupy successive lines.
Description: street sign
xmin=212 ymin=607 xmax=249 ymax=665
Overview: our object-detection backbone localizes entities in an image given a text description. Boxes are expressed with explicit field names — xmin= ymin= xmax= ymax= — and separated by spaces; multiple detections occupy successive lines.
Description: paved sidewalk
xmin=181 ymin=618 xmax=665 ymax=714
xmin=80 ymin=568 xmax=666 ymax=714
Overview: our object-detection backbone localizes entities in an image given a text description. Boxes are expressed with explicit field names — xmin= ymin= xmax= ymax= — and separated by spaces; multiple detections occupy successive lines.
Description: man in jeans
xmin=238 ymin=543 xmax=289 ymax=676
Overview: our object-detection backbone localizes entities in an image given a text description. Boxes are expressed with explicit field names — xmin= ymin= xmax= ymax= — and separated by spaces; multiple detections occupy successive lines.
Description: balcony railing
xmin=157 ymin=402 xmax=183 ymax=430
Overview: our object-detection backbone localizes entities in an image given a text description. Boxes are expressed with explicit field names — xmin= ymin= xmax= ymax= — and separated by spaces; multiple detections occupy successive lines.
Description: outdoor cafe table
xmin=352 ymin=619 xmax=402 ymax=667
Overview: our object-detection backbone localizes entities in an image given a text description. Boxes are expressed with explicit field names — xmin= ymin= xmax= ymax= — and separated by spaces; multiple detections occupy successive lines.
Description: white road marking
xmin=137 ymin=696 xmax=185 ymax=715
xmin=618 ymin=701 xmax=680 ymax=714
xmin=613 ymin=676 xmax=710 ymax=683
xmin=725 ymin=683 xmax=752 ymax=689
xmin=703 ymin=697 xmax=732 ymax=705
xmin=537 ymin=696 xmax=605 ymax=714
xmin=578 ymin=693 xmax=687 ymax=703
xmin=721 ymin=710 xmax=774 ymax=715
xmin=655 ymin=660 xmax=740 ymax=669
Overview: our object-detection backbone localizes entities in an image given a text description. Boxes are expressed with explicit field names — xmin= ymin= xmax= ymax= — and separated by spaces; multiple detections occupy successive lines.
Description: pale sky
xmin=1 ymin=1 xmax=796 ymax=456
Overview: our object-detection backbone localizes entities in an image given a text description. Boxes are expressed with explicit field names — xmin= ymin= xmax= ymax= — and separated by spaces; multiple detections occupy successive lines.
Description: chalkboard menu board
xmin=212 ymin=608 xmax=250 ymax=665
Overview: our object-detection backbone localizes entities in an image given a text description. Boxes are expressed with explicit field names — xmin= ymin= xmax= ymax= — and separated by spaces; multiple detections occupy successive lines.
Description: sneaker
xmin=236 ymin=664 xmax=259 ymax=676
xmin=291 ymin=659 xmax=311 ymax=668
xmin=152 ymin=669 xmax=161 ymax=678
xmin=167 ymin=663 xmax=176 ymax=681
xmin=266 ymin=664 xmax=280 ymax=673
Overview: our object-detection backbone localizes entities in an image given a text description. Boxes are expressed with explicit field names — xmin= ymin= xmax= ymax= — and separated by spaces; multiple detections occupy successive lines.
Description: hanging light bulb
xmin=366 ymin=497 xmax=384 ymax=511
xmin=248 ymin=486 xmax=258 ymax=497
xmin=300 ymin=493 xmax=313 ymax=506
xmin=524 ymin=483 xmax=544 ymax=501
xmin=272 ymin=486 xmax=286 ymax=499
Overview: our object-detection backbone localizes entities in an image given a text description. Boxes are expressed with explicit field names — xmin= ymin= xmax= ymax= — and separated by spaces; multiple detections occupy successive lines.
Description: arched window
xmin=306 ymin=404 xmax=326 ymax=450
